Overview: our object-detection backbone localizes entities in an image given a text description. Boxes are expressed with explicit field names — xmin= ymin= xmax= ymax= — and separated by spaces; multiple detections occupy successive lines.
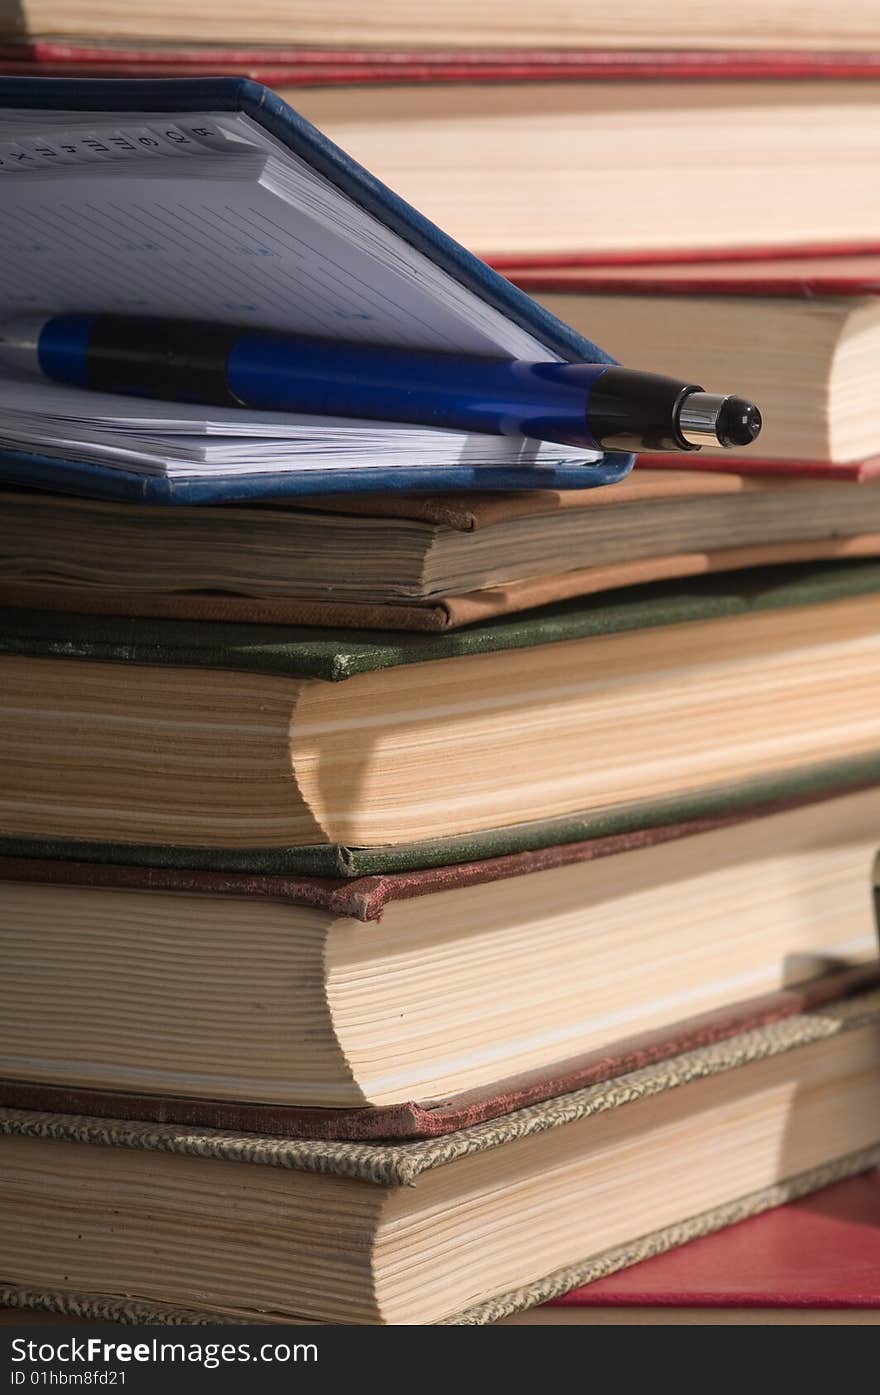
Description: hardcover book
xmin=5 ymin=1171 xmax=880 ymax=1326
xmin=2 ymin=786 xmax=878 ymax=1117
xmin=2 ymin=988 xmax=880 ymax=1324
xmin=504 ymin=252 xmax=880 ymax=480
xmin=249 ymin=69 xmax=880 ymax=264
xmin=4 ymin=470 xmax=880 ymax=630
xmin=4 ymin=562 xmax=880 ymax=872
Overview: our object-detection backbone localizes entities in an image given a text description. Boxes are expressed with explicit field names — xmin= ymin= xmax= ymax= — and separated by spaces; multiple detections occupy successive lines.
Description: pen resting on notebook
xmin=0 ymin=314 xmax=762 ymax=454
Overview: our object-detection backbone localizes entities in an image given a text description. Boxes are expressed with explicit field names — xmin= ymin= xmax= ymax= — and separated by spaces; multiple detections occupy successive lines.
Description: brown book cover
xmin=5 ymin=471 xmax=880 ymax=630
xmin=4 ymin=533 xmax=880 ymax=631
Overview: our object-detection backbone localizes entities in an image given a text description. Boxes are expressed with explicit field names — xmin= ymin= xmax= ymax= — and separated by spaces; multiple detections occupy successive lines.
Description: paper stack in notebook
xmin=0 ymin=379 xmax=583 ymax=478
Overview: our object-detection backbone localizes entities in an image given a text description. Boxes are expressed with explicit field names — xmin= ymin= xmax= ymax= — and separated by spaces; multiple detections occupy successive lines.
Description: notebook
xmin=503 ymin=1170 xmax=880 ymax=1324
xmin=0 ymin=76 xmax=631 ymax=503
xmin=5 ymin=562 xmax=880 ymax=875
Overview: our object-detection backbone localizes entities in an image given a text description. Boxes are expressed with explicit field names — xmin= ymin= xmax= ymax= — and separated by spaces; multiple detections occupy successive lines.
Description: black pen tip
xmin=716 ymin=397 xmax=762 ymax=448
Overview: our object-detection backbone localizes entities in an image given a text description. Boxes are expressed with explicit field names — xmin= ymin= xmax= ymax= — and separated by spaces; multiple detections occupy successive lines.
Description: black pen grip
xmin=586 ymin=368 xmax=701 ymax=452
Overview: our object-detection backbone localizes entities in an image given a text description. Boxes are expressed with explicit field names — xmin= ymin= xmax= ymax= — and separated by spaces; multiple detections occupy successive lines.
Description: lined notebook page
xmin=0 ymin=109 xmax=557 ymax=358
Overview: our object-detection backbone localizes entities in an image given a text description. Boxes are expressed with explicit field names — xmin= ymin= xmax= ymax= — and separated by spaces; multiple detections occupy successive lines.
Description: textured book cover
xmin=2 ymin=987 xmax=880 ymax=1325
xmin=5 ymin=558 xmax=880 ymax=682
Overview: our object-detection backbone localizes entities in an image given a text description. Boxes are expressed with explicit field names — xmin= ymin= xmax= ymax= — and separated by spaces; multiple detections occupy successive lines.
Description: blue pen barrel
xmin=35 ymin=314 xmax=610 ymax=449
xmin=228 ymin=334 xmax=609 ymax=448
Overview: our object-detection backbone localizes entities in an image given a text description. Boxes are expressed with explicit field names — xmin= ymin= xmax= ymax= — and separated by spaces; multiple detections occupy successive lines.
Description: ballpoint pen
xmin=0 ymin=313 xmax=762 ymax=454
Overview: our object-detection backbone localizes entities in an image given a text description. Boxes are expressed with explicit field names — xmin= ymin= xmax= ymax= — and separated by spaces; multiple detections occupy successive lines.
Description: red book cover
xmin=500 ymin=250 xmax=880 ymax=293
xmin=545 ymin=1171 xmax=880 ymax=1310
xmin=5 ymin=46 xmax=880 ymax=83
xmin=633 ymin=454 xmax=880 ymax=483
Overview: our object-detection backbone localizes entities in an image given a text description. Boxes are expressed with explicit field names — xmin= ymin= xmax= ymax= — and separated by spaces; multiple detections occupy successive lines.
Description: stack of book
xmin=4 ymin=575 xmax=880 ymax=1324
xmin=1 ymin=33 xmax=880 ymax=1329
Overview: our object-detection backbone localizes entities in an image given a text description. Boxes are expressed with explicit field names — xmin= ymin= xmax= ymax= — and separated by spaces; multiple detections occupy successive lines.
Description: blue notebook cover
xmin=0 ymin=77 xmax=634 ymax=503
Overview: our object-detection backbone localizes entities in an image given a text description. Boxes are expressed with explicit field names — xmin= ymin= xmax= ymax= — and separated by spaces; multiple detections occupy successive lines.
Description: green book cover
xmin=4 ymin=558 xmax=880 ymax=681
xmin=4 ymin=560 xmax=880 ymax=876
